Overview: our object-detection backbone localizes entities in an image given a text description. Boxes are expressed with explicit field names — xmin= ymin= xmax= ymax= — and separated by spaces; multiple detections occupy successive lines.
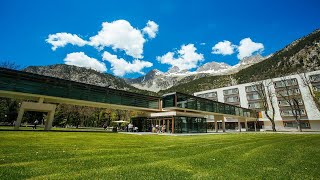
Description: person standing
xmin=103 ymin=123 xmax=108 ymax=130
xmin=162 ymin=124 xmax=166 ymax=133
xmin=33 ymin=119 xmax=39 ymax=129
xmin=128 ymin=123 xmax=133 ymax=132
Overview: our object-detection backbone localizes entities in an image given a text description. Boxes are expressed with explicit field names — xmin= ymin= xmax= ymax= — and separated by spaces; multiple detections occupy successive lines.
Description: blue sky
xmin=1 ymin=0 xmax=319 ymax=78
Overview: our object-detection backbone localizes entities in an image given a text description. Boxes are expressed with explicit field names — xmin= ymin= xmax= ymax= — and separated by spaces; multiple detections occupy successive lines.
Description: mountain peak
xmin=196 ymin=61 xmax=231 ymax=73
xmin=147 ymin=69 xmax=163 ymax=76
xmin=167 ymin=66 xmax=181 ymax=74
xmin=239 ymin=54 xmax=264 ymax=65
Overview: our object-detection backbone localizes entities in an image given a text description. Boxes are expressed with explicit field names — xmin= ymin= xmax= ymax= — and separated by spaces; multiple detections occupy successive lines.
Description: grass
xmin=0 ymin=132 xmax=320 ymax=179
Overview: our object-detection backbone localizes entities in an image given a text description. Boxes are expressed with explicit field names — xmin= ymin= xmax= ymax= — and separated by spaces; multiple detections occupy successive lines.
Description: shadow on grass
xmin=0 ymin=127 xmax=116 ymax=133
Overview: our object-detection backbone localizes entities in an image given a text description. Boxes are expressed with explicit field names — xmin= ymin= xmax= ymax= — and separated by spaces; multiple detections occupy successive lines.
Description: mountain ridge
xmin=126 ymin=54 xmax=267 ymax=92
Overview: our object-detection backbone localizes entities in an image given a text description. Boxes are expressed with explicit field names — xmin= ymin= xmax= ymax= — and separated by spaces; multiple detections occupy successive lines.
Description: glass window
xmin=162 ymin=94 xmax=175 ymax=108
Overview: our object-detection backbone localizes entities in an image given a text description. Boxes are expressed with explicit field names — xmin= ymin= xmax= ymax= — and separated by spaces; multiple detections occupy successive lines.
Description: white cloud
xmin=102 ymin=51 xmax=153 ymax=77
xmin=142 ymin=20 xmax=159 ymax=39
xmin=237 ymin=38 xmax=264 ymax=59
xmin=89 ymin=20 xmax=146 ymax=59
xmin=212 ymin=40 xmax=236 ymax=55
xmin=64 ymin=52 xmax=107 ymax=72
xmin=156 ymin=44 xmax=204 ymax=70
xmin=46 ymin=33 xmax=87 ymax=51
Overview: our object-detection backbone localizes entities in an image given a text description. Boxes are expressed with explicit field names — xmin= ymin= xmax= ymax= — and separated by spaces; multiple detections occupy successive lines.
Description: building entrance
xmin=132 ymin=116 xmax=207 ymax=133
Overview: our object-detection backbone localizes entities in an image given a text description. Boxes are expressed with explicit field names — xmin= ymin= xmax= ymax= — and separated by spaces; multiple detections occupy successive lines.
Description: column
xmin=238 ymin=119 xmax=242 ymax=132
xmin=171 ymin=117 xmax=174 ymax=134
xmin=14 ymin=107 xmax=25 ymax=130
xmin=254 ymin=121 xmax=257 ymax=132
xmin=214 ymin=119 xmax=218 ymax=133
xmin=214 ymin=115 xmax=225 ymax=132
xmin=222 ymin=118 xmax=226 ymax=132
xmin=45 ymin=110 xmax=55 ymax=131
xmin=245 ymin=119 xmax=248 ymax=131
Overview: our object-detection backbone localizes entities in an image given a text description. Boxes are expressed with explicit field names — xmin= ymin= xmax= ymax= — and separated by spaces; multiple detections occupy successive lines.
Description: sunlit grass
xmin=0 ymin=132 xmax=319 ymax=179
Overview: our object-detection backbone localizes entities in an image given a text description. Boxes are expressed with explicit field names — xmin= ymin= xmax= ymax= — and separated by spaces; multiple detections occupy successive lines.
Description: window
xmin=310 ymin=74 xmax=320 ymax=82
xmin=196 ymin=92 xmax=217 ymax=100
xmin=223 ymin=88 xmax=238 ymax=95
xmin=284 ymin=121 xmax=310 ymax=128
xmin=225 ymin=96 xmax=239 ymax=103
xmin=248 ymin=102 xmax=261 ymax=109
xmin=247 ymin=92 xmax=260 ymax=100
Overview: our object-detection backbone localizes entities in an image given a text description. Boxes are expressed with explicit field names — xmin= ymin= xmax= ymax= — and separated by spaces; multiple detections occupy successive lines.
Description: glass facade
xmin=163 ymin=92 xmax=257 ymax=118
xmin=132 ymin=116 xmax=207 ymax=133
xmin=174 ymin=116 xmax=207 ymax=133
xmin=0 ymin=68 xmax=160 ymax=109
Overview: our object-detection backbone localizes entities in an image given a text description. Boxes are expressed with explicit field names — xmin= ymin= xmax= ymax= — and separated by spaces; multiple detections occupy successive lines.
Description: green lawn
xmin=0 ymin=132 xmax=319 ymax=179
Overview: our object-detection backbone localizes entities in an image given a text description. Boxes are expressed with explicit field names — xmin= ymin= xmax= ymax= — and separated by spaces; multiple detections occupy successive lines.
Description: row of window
xmin=196 ymin=92 xmax=218 ymax=100
xmin=274 ymin=78 xmax=298 ymax=88
xmin=313 ymin=85 xmax=320 ymax=92
xmin=223 ymin=88 xmax=238 ymax=95
xmin=280 ymin=109 xmax=306 ymax=116
xmin=310 ymin=74 xmax=320 ymax=82
xmin=284 ymin=121 xmax=310 ymax=128
xmin=224 ymin=96 xmax=240 ymax=103
xmin=276 ymin=89 xmax=300 ymax=97
xmin=247 ymin=92 xmax=261 ymax=100
xmin=248 ymin=102 xmax=262 ymax=109
xmin=245 ymin=84 xmax=263 ymax=92
xmin=278 ymin=99 xmax=303 ymax=106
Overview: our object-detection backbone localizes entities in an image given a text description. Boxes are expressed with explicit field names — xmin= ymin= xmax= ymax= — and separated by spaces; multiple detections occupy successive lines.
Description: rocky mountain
xmin=23 ymin=64 xmax=157 ymax=96
xmin=126 ymin=68 xmax=181 ymax=92
xmin=127 ymin=54 xmax=266 ymax=92
xmin=159 ymin=29 xmax=320 ymax=95
xmin=196 ymin=62 xmax=231 ymax=73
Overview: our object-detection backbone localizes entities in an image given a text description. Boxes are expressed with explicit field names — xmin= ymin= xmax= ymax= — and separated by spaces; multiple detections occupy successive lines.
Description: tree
xmin=251 ymin=80 xmax=277 ymax=131
xmin=0 ymin=60 xmax=21 ymax=70
xmin=0 ymin=61 xmax=21 ymax=124
xmin=276 ymin=77 xmax=304 ymax=132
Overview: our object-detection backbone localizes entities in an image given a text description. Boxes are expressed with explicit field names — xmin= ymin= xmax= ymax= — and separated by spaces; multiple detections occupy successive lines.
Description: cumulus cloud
xmin=64 ymin=52 xmax=107 ymax=72
xmin=102 ymin=51 xmax=153 ymax=77
xmin=237 ymin=38 xmax=264 ymax=59
xmin=156 ymin=44 xmax=204 ymax=70
xmin=46 ymin=33 xmax=87 ymax=51
xmin=142 ymin=20 xmax=159 ymax=39
xmin=89 ymin=20 xmax=146 ymax=59
xmin=212 ymin=40 xmax=236 ymax=55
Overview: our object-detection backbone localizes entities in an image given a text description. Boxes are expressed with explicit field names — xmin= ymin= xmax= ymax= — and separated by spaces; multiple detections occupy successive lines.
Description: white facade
xmin=194 ymin=70 xmax=320 ymax=131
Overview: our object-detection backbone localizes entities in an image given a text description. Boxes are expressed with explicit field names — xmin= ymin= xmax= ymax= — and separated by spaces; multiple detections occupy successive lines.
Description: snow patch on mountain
xmin=127 ymin=54 xmax=268 ymax=92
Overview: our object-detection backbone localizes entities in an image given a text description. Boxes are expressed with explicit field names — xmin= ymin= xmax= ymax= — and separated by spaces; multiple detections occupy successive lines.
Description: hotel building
xmin=194 ymin=70 xmax=320 ymax=131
